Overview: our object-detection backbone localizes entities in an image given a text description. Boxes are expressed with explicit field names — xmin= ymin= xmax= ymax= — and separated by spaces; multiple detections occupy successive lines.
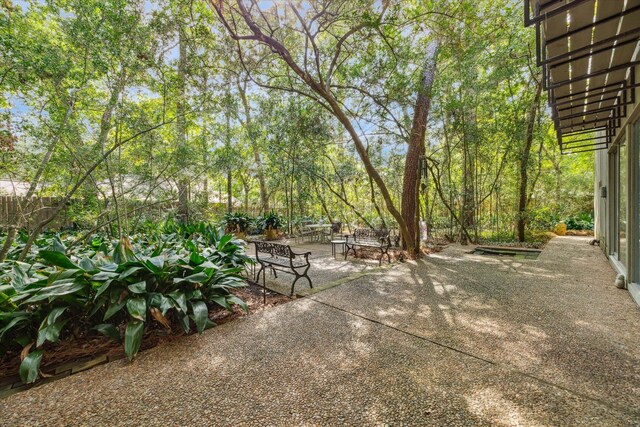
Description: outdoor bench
xmin=344 ymin=228 xmax=392 ymax=266
xmin=254 ymin=241 xmax=312 ymax=301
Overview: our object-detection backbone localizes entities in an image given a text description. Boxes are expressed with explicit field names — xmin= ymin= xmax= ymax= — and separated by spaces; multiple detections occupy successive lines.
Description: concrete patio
xmin=2 ymin=236 xmax=639 ymax=426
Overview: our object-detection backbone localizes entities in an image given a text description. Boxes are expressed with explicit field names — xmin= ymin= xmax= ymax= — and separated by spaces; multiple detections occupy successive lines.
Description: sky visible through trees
xmin=0 ymin=0 xmax=595 ymax=250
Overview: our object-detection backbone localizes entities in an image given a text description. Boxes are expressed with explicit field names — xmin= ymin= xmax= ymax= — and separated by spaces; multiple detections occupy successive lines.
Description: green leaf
xmin=103 ymin=299 xmax=126 ymax=321
xmin=19 ymin=350 xmax=43 ymax=384
xmin=119 ymin=266 xmax=142 ymax=280
xmin=178 ymin=313 xmax=190 ymax=334
xmin=148 ymin=293 xmax=173 ymax=315
xmin=79 ymin=257 xmax=97 ymax=272
xmin=211 ymin=295 xmax=231 ymax=311
xmin=227 ymin=295 xmax=249 ymax=313
xmin=0 ymin=315 xmax=30 ymax=339
xmin=99 ymin=263 xmax=119 ymax=272
xmin=91 ymin=271 xmax=119 ymax=281
xmin=36 ymin=307 xmax=68 ymax=347
xmin=148 ymin=256 xmax=164 ymax=270
xmin=126 ymin=297 xmax=146 ymax=321
xmin=199 ymin=261 xmax=217 ymax=269
xmin=173 ymin=272 xmax=209 ymax=284
xmin=37 ymin=320 xmax=67 ymax=347
xmin=124 ymin=320 xmax=144 ymax=361
xmin=113 ymin=239 xmax=136 ymax=264
xmin=47 ymin=306 xmax=67 ymax=324
xmin=93 ymin=323 xmax=121 ymax=342
xmin=218 ymin=234 xmax=233 ymax=249
xmin=10 ymin=263 xmax=30 ymax=291
xmin=94 ymin=280 xmax=113 ymax=299
xmin=127 ymin=281 xmax=146 ymax=294
xmin=39 ymin=250 xmax=79 ymax=269
xmin=48 ymin=268 xmax=82 ymax=283
xmin=51 ymin=235 xmax=67 ymax=253
xmin=191 ymin=301 xmax=209 ymax=333
xmin=25 ymin=280 xmax=86 ymax=303
xmin=168 ymin=291 xmax=187 ymax=313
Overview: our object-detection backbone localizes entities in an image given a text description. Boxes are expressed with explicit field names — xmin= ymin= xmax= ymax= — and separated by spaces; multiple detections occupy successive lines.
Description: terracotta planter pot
xmin=265 ymin=226 xmax=278 ymax=240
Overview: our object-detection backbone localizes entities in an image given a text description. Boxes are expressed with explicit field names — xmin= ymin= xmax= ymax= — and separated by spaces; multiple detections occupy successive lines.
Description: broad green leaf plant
xmin=0 ymin=223 xmax=252 ymax=384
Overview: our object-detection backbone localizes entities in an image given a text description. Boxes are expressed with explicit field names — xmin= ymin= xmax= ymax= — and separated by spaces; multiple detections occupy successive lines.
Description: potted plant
xmin=223 ymin=212 xmax=253 ymax=239
xmin=257 ymin=211 xmax=284 ymax=240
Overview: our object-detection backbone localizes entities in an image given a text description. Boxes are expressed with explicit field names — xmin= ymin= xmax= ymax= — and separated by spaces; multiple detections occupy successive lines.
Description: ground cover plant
xmin=223 ymin=212 xmax=253 ymax=234
xmin=0 ymin=222 xmax=253 ymax=384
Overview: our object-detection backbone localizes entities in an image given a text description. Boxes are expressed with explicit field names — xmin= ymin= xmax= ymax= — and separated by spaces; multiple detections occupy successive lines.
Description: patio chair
xmin=329 ymin=222 xmax=348 ymax=258
xmin=294 ymin=223 xmax=317 ymax=244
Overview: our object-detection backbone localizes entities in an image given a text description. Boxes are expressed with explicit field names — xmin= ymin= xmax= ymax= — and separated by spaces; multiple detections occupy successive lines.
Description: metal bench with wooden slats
xmin=344 ymin=228 xmax=392 ymax=266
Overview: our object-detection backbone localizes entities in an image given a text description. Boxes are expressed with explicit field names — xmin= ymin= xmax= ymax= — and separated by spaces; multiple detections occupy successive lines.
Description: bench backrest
xmin=354 ymin=228 xmax=390 ymax=243
xmin=254 ymin=241 xmax=293 ymax=258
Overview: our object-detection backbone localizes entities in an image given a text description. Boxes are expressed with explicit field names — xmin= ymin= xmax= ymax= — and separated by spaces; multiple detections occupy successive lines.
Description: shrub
xmin=223 ymin=212 xmax=253 ymax=234
xmin=0 ymin=223 xmax=252 ymax=384
xmin=256 ymin=211 xmax=285 ymax=231
xmin=564 ymin=213 xmax=593 ymax=230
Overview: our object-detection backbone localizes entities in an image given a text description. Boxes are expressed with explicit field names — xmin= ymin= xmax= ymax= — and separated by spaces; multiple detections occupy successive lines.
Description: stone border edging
xmin=0 ymin=352 xmax=126 ymax=399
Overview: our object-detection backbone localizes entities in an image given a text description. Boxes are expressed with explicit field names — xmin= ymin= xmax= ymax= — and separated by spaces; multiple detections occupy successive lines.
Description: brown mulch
xmin=0 ymin=282 xmax=292 ymax=381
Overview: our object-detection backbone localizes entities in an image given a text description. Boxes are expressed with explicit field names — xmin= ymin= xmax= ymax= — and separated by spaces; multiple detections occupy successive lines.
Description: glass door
xmin=633 ymin=121 xmax=640 ymax=283
xmin=619 ymin=141 xmax=627 ymax=268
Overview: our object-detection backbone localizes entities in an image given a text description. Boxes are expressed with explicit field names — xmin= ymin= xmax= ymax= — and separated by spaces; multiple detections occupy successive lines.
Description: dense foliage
xmin=255 ymin=211 xmax=285 ymax=232
xmin=0 ymin=0 xmax=594 ymax=253
xmin=223 ymin=212 xmax=253 ymax=234
xmin=0 ymin=223 xmax=251 ymax=383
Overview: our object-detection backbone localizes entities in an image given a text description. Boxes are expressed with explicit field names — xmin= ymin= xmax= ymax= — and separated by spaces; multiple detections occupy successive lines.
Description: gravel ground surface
xmin=2 ymin=236 xmax=639 ymax=426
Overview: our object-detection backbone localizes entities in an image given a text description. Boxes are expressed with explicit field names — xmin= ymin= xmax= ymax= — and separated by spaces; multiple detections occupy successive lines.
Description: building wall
xmin=594 ymin=139 xmax=608 ymax=251
xmin=593 ymin=66 xmax=640 ymax=306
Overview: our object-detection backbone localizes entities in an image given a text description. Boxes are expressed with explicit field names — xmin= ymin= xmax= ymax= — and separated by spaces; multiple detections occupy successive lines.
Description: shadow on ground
xmin=2 ymin=236 xmax=638 ymax=426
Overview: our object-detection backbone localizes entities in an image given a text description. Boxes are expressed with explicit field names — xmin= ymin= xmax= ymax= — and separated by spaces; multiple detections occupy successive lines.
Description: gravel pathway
xmin=2 ymin=236 xmax=639 ymax=426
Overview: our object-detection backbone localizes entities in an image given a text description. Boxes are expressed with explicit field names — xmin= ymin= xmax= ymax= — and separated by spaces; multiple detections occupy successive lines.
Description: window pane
xmin=619 ymin=142 xmax=627 ymax=267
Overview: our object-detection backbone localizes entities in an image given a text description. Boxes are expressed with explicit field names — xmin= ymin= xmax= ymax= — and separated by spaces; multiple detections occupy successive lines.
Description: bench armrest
xmin=291 ymin=250 xmax=311 ymax=260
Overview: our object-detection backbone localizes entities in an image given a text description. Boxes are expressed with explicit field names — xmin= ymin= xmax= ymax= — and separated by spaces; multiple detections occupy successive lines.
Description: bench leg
xmin=256 ymin=264 xmax=265 ymax=283
xmin=344 ymin=244 xmax=355 ymax=260
xmin=290 ymin=265 xmax=312 ymax=296
xmin=263 ymin=264 xmax=266 ymax=304
xmin=255 ymin=263 xmax=268 ymax=304
xmin=379 ymin=247 xmax=391 ymax=266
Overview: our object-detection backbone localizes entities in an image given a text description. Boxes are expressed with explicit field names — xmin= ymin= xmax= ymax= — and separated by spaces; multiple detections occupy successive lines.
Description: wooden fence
xmin=0 ymin=196 xmax=72 ymax=230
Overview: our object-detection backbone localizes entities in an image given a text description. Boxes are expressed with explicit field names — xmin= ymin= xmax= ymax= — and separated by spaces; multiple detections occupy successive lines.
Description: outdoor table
xmin=307 ymin=224 xmax=332 ymax=242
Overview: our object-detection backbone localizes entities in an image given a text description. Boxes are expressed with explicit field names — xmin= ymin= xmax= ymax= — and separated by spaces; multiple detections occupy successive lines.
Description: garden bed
xmin=472 ymin=246 xmax=541 ymax=260
xmin=0 ymin=282 xmax=291 ymax=398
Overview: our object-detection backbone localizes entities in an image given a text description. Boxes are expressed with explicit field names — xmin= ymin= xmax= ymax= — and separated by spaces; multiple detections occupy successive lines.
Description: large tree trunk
xmin=209 ymin=0 xmax=414 ymax=255
xmin=325 ymin=96 xmax=413 ymax=253
xmin=517 ymin=77 xmax=543 ymax=242
xmin=460 ymin=104 xmax=477 ymax=245
xmin=401 ymin=40 xmax=438 ymax=255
